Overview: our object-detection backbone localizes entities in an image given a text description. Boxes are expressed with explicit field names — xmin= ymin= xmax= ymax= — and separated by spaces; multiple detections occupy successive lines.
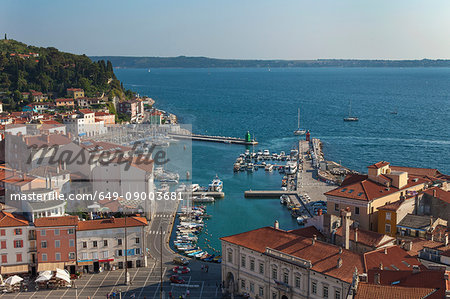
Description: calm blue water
xmin=115 ymin=67 xmax=450 ymax=251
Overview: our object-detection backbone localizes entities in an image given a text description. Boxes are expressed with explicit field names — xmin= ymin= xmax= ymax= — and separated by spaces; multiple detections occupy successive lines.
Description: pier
xmin=169 ymin=133 xmax=258 ymax=145
xmin=244 ymin=190 xmax=297 ymax=198
xmin=191 ymin=191 xmax=225 ymax=198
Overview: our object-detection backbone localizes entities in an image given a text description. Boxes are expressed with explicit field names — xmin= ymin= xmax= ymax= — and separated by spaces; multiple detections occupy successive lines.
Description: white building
xmin=76 ymin=216 xmax=148 ymax=272
xmin=63 ymin=109 xmax=106 ymax=137
xmin=220 ymin=223 xmax=364 ymax=299
xmin=0 ymin=211 xmax=35 ymax=276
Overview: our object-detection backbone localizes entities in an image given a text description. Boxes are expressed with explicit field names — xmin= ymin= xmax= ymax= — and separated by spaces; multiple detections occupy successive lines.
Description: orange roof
xmin=0 ymin=211 xmax=29 ymax=227
xmin=406 ymin=238 xmax=449 ymax=257
xmin=77 ymin=216 xmax=147 ymax=231
xmin=288 ymin=226 xmax=324 ymax=239
xmin=34 ymin=216 xmax=78 ymax=227
xmin=355 ymin=283 xmax=436 ymax=299
xmin=94 ymin=112 xmax=113 ymax=117
xmin=24 ymin=134 xmax=71 ymax=147
xmin=335 ymin=227 xmax=394 ymax=248
xmin=325 ymin=174 xmax=428 ymax=202
xmin=363 ymin=246 xmax=422 ymax=271
xmin=55 ymin=98 xmax=74 ymax=102
xmin=378 ymin=200 xmax=405 ymax=211
xmin=221 ymin=226 xmax=364 ymax=283
xmin=78 ymin=109 xmax=94 ymax=114
xmin=390 ymin=166 xmax=442 ymax=178
xmin=367 ymin=269 xmax=447 ymax=299
xmin=368 ymin=161 xmax=390 ymax=169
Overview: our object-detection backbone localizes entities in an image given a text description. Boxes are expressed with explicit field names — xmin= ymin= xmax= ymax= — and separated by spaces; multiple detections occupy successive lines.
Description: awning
xmin=77 ymin=261 xmax=93 ymax=266
xmin=1 ymin=264 xmax=28 ymax=274
xmin=65 ymin=261 xmax=76 ymax=266
xmin=99 ymin=259 xmax=114 ymax=263
xmin=37 ymin=263 xmax=65 ymax=272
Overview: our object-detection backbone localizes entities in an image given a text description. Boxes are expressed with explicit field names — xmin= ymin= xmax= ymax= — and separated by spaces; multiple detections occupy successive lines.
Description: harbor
xmin=169 ymin=131 xmax=258 ymax=145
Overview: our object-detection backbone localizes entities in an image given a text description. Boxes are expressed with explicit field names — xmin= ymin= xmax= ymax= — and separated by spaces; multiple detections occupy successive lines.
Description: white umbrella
xmin=35 ymin=271 xmax=52 ymax=283
xmin=5 ymin=275 xmax=23 ymax=285
xmin=55 ymin=269 xmax=70 ymax=283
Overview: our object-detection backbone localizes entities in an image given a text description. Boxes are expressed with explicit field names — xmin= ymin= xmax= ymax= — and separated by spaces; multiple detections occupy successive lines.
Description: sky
xmin=2 ymin=0 xmax=450 ymax=59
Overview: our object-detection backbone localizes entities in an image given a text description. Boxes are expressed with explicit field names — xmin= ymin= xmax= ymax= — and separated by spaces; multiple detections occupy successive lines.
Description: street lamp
xmin=124 ymin=214 xmax=130 ymax=285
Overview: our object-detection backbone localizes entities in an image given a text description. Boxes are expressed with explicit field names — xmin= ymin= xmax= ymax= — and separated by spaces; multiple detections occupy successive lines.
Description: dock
xmin=169 ymin=133 xmax=258 ymax=145
xmin=244 ymin=190 xmax=297 ymax=198
xmin=191 ymin=191 xmax=225 ymax=198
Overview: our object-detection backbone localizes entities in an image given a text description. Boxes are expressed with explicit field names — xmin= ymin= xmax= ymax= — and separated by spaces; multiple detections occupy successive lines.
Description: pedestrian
xmin=186 ymin=289 xmax=190 ymax=297
xmin=201 ymin=265 xmax=204 ymax=271
xmin=206 ymin=265 xmax=209 ymax=273
xmin=168 ymin=291 xmax=172 ymax=299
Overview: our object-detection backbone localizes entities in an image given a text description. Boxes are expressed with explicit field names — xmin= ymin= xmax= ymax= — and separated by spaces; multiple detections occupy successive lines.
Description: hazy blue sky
xmin=2 ymin=0 xmax=450 ymax=59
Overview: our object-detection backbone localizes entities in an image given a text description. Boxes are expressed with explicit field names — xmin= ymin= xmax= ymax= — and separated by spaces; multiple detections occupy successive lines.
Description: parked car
xmin=173 ymin=256 xmax=189 ymax=266
xmin=170 ymin=275 xmax=186 ymax=284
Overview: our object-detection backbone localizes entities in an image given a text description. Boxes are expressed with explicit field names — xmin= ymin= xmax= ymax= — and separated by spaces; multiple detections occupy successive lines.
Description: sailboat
xmin=343 ymin=100 xmax=359 ymax=122
xmin=293 ymin=108 xmax=306 ymax=135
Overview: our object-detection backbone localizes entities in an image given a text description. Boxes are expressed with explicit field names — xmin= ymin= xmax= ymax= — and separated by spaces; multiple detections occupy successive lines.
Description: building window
xmin=355 ymin=207 xmax=360 ymax=215
xmin=136 ymin=237 xmax=140 ymax=244
xmin=259 ymin=263 xmax=264 ymax=274
xmin=323 ymin=285 xmax=329 ymax=298
xmin=241 ymin=256 xmax=246 ymax=268
xmin=92 ymin=252 xmax=98 ymax=260
xmin=312 ymin=282 xmax=317 ymax=294
xmin=0 ymin=229 xmax=5 ymax=236
xmin=385 ymin=224 xmax=391 ymax=234
xmin=272 ymin=268 xmax=277 ymax=279
xmin=102 ymin=251 xmax=108 ymax=259
xmin=118 ymin=249 xmax=123 ymax=256
xmin=241 ymin=280 xmax=245 ymax=289
xmin=283 ymin=272 xmax=289 ymax=284
xmin=259 ymin=287 xmax=264 ymax=297
xmin=16 ymin=253 xmax=22 ymax=262
xmin=14 ymin=228 xmax=22 ymax=235
xmin=249 ymin=282 xmax=254 ymax=293
xmin=227 ymin=250 xmax=233 ymax=263
xmin=82 ymin=252 xmax=88 ymax=260
xmin=136 ymin=248 xmax=141 ymax=254
xmin=69 ymin=239 xmax=75 ymax=247
xmin=83 ymin=241 xmax=87 ymax=248
xmin=335 ymin=203 xmax=339 ymax=211
xmin=118 ymin=239 xmax=122 ymax=246
xmin=41 ymin=230 xmax=46 ymax=236
xmin=335 ymin=289 xmax=341 ymax=299
xmin=104 ymin=240 xmax=108 ymax=247
xmin=1 ymin=240 xmax=6 ymax=249
xmin=41 ymin=254 xmax=47 ymax=262
xmin=250 ymin=259 xmax=255 ymax=271
xmin=55 ymin=252 xmax=61 ymax=261
xmin=69 ymin=252 xmax=75 ymax=260
xmin=272 ymin=292 xmax=277 ymax=299
xmin=41 ymin=241 xmax=47 ymax=248
xmin=54 ymin=229 xmax=60 ymax=235
xmin=68 ymin=228 xmax=74 ymax=234
xmin=93 ymin=241 xmax=98 ymax=248
xmin=295 ymin=275 xmax=301 ymax=288
xmin=386 ymin=212 xmax=391 ymax=220
xmin=55 ymin=240 xmax=60 ymax=248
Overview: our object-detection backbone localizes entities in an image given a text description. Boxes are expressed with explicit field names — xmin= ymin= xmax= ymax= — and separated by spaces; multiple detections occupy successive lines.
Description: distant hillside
xmin=0 ymin=39 xmax=132 ymax=109
xmin=90 ymin=56 xmax=450 ymax=68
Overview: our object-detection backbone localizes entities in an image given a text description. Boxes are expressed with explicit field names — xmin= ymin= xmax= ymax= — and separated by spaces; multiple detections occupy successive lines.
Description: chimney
xmin=354 ymin=228 xmax=358 ymax=244
xmin=337 ymin=257 xmax=342 ymax=268
xmin=404 ymin=240 xmax=413 ymax=251
xmin=274 ymin=220 xmax=279 ymax=230
xmin=384 ymin=247 xmax=388 ymax=255
xmin=379 ymin=262 xmax=383 ymax=270
xmin=339 ymin=247 xmax=343 ymax=254
xmin=433 ymin=189 xmax=436 ymax=198
xmin=444 ymin=234 xmax=448 ymax=246
xmin=374 ymin=273 xmax=380 ymax=285
xmin=341 ymin=207 xmax=351 ymax=250
xmin=312 ymin=237 xmax=316 ymax=245
xmin=412 ymin=265 xmax=420 ymax=274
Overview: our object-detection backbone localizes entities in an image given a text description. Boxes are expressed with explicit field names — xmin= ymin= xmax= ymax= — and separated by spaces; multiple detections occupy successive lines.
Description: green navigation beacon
xmin=245 ymin=131 xmax=252 ymax=143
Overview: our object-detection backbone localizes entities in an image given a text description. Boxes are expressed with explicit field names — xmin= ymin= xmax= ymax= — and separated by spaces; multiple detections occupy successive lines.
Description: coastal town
xmin=0 ymin=81 xmax=448 ymax=298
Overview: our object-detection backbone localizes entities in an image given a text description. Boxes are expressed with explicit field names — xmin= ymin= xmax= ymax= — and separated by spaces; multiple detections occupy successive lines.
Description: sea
xmin=115 ymin=67 xmax=450 ymax=252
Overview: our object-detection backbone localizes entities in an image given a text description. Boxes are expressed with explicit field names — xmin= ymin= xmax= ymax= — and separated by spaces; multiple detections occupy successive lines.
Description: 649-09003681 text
xmin=9 ymin=191 xmax=184 ymax=202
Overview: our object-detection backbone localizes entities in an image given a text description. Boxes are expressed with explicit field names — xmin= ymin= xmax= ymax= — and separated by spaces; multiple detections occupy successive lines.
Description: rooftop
xmin=355 ymin=283 xmax=436 ymax=299
xmin=34 ymin=216 xmax=78 ymax=227
xmin=397 ymin=214 xmax=435 ymax=231
xmin=77 ymin=216 xmax=147 ymax=231
xmin=363 ymin=245 xmax=423 ymax=271
xmin=368 ymin=161 xmax=390 ymax=169
xmin=221 ymin=226 xmax=364 ymax=283
xmin=335 ymin=226 xmax=395 ymax=248
xmin=0 ymin=211 xmax=29 ymax=227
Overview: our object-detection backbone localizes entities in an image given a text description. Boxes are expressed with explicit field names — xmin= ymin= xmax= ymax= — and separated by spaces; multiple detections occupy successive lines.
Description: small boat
xmin=294 ymin=108 xmax=306 ymax=135
xmin=208 ymin=175 xmax=223 ymax=192
xmin=247 ymin=163 xmax=254 ymax=172
xmin=189 ymin=184 xmax=200 ymax=192
xmin=193 ymin=194 xmax=215 ymax=203
xmin=265 ymin=164 xmax=274 ymax=172
xmin=344 ymin=100 xmax=359 ymax=121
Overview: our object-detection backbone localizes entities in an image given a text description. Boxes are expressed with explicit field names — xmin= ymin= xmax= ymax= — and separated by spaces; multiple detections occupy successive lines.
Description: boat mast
xmin=348 ymin=100 xmax=352 ymax=117
xmin=297 ymin=108 xmax=300 ymax=129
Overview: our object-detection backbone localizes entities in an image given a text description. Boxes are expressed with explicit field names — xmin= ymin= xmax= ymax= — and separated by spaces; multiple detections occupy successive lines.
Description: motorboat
xmin=247 ymin=163 xmax=254 ymax=172
xmin=208 ymin=176 xmax=223 ymax=192
xmin=285 ymin=161 xmax=298 ymax=175
xmin=189 ymin=184 xmax=200 ymax=192
xmin=265 ymin=164 xmax=274 ymax=172
xmin=193 ymin=194 xmax=215 ymax=203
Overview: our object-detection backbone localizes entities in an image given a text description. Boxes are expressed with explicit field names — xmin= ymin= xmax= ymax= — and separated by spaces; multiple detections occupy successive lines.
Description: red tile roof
xmin=367 ymin=269 xmax=447 ymax=299
xmin=325 ymin=174 xmax=428 ymax=202
xmin=0 ymin=211 xmax=29 ymax=227
xmin=405 ymin=238 xmax=448 ymax=257
xmin=390 ymin=166 xmax=443 ymax=178
xmin=355 ymin=283 xmax=436 ymax=299
xmin=363 ymin=246 xmax=423 ymax=271
xmin=78 ymin=109 xmax=94 ymax=114
xmin=221 ymin=226 xmax=364 ymax=283
xmin=55 ymin=98 xmax=74 ymax=102
xmin=288 ymin=226 xmax=324 ymax=239
xmin=368 ymin=161 xmax=390 ymax=169
xmin=378 ymin=200 xmax=404 ymax=211
xmin=335 ymin=227 xmax=394 ymax=248
xmin=77 ymin=216 xmax=147 ymax=231
xmin=34 ymin=216 xmax=78 ymax=227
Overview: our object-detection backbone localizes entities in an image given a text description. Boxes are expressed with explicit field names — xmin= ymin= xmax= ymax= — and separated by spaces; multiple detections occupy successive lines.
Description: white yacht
xmin=285 ymin=161 xmax=298 ymax=175
xmin=208 ymin=176 xmax=223 ymax=192
xmin=294 ymin=108 xmax=306 ymax=135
